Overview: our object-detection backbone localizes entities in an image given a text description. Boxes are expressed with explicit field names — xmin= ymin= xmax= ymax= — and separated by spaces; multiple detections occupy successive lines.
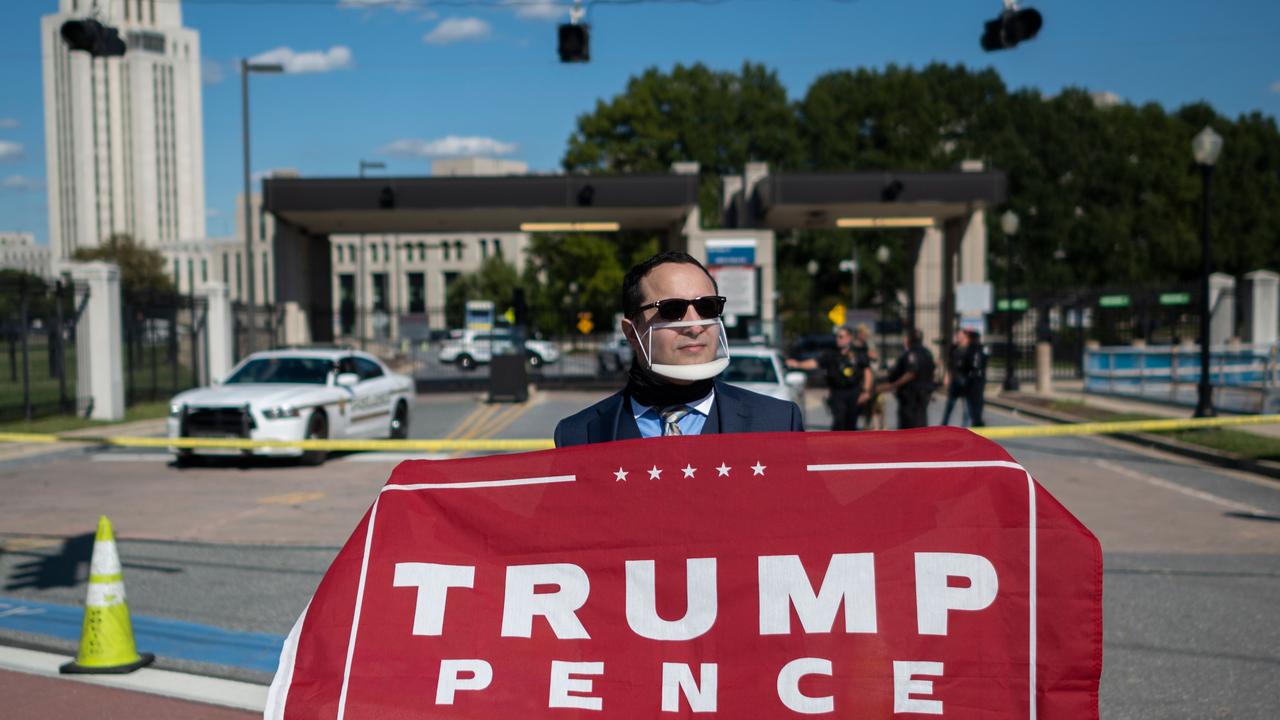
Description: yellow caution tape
xmin=1 ymin=414 xmax=1277 ymax=452
xmin=973 ymin=413 xmax=1280 ymax=439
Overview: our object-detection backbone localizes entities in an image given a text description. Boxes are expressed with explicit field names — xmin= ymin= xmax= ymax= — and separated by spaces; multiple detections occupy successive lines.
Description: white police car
xmin=167 ymin=349 xmax=414 ymax=465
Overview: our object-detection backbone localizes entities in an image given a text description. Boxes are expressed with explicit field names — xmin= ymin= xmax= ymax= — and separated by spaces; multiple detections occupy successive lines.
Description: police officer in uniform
xmin=941 ymin=329 xmax=975 ymax=426
xmin=788 ymin=325 xmax=872 ymax=430
xmin=965 ymin=329 xmax=987 ymax=427
xmin=877 ymin=329 xmax=936 ymax=430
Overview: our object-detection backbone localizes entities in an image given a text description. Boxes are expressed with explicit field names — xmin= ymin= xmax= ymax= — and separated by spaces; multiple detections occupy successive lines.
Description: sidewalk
xmin=0 ymin=646 xmax=264 ymax=718
xmin=0 ymin=418 xmax=168 ymax=467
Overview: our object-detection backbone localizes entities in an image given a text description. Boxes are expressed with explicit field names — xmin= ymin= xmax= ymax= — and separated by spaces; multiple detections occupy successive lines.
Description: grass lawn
xmin=1034 ymin=398 xmax=1280 ymax=461
xmin=0 ymin=401 xmax=171 ymax=434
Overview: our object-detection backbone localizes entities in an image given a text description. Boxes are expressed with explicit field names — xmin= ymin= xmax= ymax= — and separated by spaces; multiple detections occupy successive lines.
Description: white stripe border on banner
xmin=807 ymin=459 xmax=1037 ymax=720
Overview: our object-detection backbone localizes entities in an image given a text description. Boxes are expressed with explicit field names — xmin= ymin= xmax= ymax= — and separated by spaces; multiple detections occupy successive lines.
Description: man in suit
xmin=555 ymin=251 xmax=804 ymax=447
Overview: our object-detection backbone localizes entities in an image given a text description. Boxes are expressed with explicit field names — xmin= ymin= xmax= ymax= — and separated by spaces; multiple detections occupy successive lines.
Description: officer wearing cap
xmin=877 ymin=329 xmax=937 ymax=430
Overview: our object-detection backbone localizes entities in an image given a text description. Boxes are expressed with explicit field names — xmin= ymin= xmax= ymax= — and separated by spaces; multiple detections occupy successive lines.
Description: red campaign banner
xmin=267 ymin=429 xmax=1102 ymax=719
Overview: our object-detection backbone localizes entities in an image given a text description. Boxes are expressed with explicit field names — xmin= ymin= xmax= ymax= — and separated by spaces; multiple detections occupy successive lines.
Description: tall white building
xmin=41 ymin=0 xmax=205 ymax=260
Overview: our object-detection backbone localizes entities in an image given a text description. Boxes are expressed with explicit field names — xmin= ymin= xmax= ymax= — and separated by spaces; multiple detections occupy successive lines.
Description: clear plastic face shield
xmin=630 ymin=316 xmax=731 ymax=382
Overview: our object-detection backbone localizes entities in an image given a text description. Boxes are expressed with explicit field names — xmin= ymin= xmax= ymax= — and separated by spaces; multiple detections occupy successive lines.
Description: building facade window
xmin=493 ymin=238 xmax=503 ymax=259
xmin=454 ymin=240 xmax=464 ymax=259
xmin=407 ymin=272 xmax=425 ymax=314
xmin=372 ymin=273 xmax=389 ymax=313
xmin=201 ymin=259 xmax=208 ymax=283
xmin=480 ymin=239 xmax=488 ymax=259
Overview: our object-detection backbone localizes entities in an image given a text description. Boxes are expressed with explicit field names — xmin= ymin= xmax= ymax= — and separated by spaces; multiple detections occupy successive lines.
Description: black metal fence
xmin=0 ymin=278 xmax=82 ymax=422
xmin=120 ymin=290 xmax=208 ymax=407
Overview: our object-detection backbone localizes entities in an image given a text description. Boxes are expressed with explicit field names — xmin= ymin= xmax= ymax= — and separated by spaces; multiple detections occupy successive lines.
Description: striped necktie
xmin=659 ymin=406 xmax=691 ymax=436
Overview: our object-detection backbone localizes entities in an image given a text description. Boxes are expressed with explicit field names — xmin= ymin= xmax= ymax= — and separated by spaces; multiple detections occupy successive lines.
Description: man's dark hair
xmin=621 ymin=251 xmax=718 ymax=318
xmin=907 ymin=328 xmax=924 ymax=347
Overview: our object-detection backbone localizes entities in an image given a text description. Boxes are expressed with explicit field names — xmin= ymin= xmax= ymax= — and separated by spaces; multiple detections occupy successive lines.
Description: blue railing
xmin=1084 ymin=343 xmax=1280 ymax=414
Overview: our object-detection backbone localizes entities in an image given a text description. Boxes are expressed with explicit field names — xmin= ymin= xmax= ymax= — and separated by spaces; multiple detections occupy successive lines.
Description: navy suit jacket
xmin=553 ymin=380 xmax=805 ymax=447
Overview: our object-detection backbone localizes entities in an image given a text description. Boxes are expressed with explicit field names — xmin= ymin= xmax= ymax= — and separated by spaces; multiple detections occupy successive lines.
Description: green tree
xmin=72 ymin=234 xmax=174 ymax=298
xmin=522 ymin=235 xmax=626 ymax=336
xmin=444 ymin=256 xmax=523 ymax=329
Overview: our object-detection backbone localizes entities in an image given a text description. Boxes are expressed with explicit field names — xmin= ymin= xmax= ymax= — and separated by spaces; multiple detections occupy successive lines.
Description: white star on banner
xmin=614 ymin=467 xmax=628 ymax=482
xmin=648 ymin=466 xmax=663 ymax=480
xmin=716 ymin=463 xmax=731 ymax=477
xmin=682 ymin=465 xmax=696 ymax=478
xmin=752 ymin=462 xmax=767 ymax=476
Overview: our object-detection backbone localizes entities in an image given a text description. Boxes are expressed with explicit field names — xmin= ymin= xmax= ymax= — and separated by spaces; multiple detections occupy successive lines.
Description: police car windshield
xmin=225 ymin=357 xmax=333 ymax=385
xmin=723 ymin=356 xmax=778 ymax=384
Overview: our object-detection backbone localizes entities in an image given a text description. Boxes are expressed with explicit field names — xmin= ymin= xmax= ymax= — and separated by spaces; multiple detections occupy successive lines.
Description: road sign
xmin=1099 ymin=295 xmax=1130 ymax=308
xmin=1159 ymin=292 xmax=1191 ymax=306
xmin=996 ymin=298 xmax=1028 ymax=312
xmin=503 ymin=307 xmax=516 ymax=324
xmin=827 ymin=303 xmax=846 ymax=328
xmin=576 ymin=312 xmax=594 ymax=335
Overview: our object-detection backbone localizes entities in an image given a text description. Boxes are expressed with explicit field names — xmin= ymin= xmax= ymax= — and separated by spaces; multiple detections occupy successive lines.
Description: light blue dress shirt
xmin=630 ymin=389 xmax=715 ymax=438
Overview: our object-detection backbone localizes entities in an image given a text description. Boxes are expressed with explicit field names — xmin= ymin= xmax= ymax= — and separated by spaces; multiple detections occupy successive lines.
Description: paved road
xmin=1 ymin=390 xmax=1277 ymax=717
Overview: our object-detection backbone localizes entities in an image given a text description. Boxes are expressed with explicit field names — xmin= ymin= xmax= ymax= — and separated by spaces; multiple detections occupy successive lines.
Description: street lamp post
xmin=1000 ymin=210 xmax=1020 ymax=391
xmin=357 ymin=160 xmax=386 ymax=350
xmin=1192 ymin=125 xmax=1223 ymax=418
xmin=876 ymin=244 xmax=890 ymax=369
xmin=240 ymin=59 xmax=283 ymax=355
xmin=807 ymin=259 xmax=820 ymax=334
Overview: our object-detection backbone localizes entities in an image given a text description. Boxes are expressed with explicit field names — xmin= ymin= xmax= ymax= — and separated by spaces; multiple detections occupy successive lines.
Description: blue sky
xmin=1 ymin=0 xmax=1277 ymax=244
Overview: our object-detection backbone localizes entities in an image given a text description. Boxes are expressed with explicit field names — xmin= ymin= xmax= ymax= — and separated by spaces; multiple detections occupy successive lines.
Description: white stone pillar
xmin=1209 ymin=272 xmax=1235 ymax=345
xmin=198 ymin=282 xmax=234 ymax=383
xmin=1242 ymin=270 xmax=1278 ymax=345
xmin=69 ymin=262 xmax=125 ymax=421
xmin=284 ymin=301 xmax=312 ymax=347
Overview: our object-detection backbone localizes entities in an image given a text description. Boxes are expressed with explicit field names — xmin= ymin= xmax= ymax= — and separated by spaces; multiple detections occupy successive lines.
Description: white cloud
xmin=202 ymin=58 xmax=225 ymax=85
xmin=423 ymin=17 xmax=492 ymax=45
xmin=0 ymin=141 xmax=23 ymax=161
xmin=2 ymin=175 xmax=43 ymax=191
xmin=249 ymin=46 xmax=353 ymax=74
xmin=379 ymin=136 xmax=518 ymax=158
xmin=509 ymin=0 xmax=566 ymax=21
xmin=339 ymin=0 xmax=415 ymax=10
xmin=1270 ymin=81 xmax=1280 ymax=94
xmin=0 ymin=118 xmax=18 ymax=129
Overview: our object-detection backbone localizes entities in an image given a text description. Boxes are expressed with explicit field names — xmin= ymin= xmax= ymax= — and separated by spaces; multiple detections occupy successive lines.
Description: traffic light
xmin=980 ymin=7 xmax=1042 ymax=52
xmin=558 ymin=23 xmax=590 ymax=63
xmin=60 ymin=19 xmax=126 ymax=57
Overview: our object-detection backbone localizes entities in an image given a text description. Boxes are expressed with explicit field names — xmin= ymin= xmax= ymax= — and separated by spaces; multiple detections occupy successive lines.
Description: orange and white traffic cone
xmin=60 ymin=516 xmax=154 ymax=674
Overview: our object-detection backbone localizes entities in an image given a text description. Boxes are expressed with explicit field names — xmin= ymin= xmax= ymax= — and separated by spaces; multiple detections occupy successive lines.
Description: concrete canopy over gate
xmin=262 ymin=166 xmax=1005 ymax=351
xmin=263 ymin=173 xmax=701 ymax=342
xmin=726 ymin=167 xmax=1008 ymax=355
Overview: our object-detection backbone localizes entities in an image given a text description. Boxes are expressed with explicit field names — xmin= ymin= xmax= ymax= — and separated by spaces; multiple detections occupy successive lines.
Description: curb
xmin=987 ymin=394 xmax=1280 ymax=481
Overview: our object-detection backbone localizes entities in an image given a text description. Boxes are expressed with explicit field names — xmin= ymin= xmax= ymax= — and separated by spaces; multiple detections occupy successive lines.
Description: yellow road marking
xmin=445 ymin=403 xmax=501 ymax=440
xmin=258 ymin=491 xmax=327 ymax=506
xmin=0 ymin=537 xmax=63 ymax=552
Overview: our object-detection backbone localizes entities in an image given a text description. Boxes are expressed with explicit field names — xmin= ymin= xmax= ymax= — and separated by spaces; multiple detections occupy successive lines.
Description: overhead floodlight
xmin=836 ymin=217 xmax=936 ymax=229
xmin=980 ymin=3 xmax=1043 ymax=52
xmin=520 ymin=222 xmax=620 ymax=233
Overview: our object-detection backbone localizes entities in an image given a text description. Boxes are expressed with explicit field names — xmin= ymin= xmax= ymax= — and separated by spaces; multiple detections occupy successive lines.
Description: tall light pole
xmin=1000 ymin=209 xmax=1020 ymax=391
xmin=876 ymin=244 xmax=890 ymax=368
xmin=358 ymin=160 xmax=385 ymax=350
xmin=807 ymin=259 xmax=820 ymax=334
xmin=240 ymin=59 xmax=283 ymax=355
xmin=1192 ymin=125 xmax=1223 ymax=418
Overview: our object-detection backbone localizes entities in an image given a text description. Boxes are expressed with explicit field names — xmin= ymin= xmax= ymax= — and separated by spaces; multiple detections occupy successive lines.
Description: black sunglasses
xmin=637 ymin=295 xmax=727 ymax=321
